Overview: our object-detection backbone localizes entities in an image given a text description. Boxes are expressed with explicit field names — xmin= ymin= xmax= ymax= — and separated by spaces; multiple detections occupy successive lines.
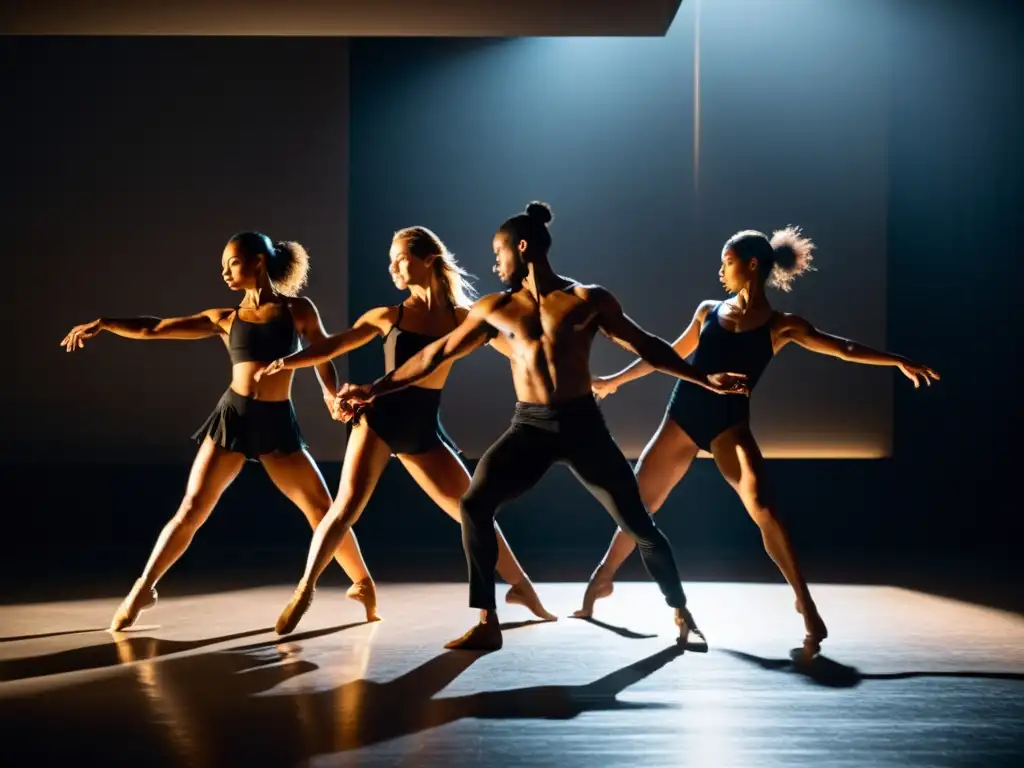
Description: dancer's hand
xmin=325 ymin=389 xmax=364 ymax=423
xmin=331 ymin=382 xmax=374 ymax=423
xmin=61 ymin=319 xmax=102 ymax=352
xmin=328 ymin=393 xmax=358 ymax=423
xmin=254 ymin=358 xmax=285 ymax=382
xmin=706 ymin=372 xmax=749 ymax=396
xmin=897 ymin=359 xmax=939 ymax=389
xmin=591 ymin=376 xmax=620 ymax=400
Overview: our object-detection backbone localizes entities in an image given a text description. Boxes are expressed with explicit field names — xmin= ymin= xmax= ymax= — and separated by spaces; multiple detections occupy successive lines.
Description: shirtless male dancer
xmin=329 ymin=202 xmax=749 ymax=651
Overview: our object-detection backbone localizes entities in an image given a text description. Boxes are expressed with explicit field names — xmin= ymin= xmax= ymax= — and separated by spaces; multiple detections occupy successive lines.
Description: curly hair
xmin=228 ymin=232 xmax=310 ymax=297
xmin=723 ymin=226 xmax=816 ymax=292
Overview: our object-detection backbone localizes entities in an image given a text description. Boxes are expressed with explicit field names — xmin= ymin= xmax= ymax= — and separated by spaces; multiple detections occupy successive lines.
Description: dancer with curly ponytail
xmin=575 ymin=227 xmax=939 ymax=657
xmin=61 ymin=232 xmax=378 ymax=630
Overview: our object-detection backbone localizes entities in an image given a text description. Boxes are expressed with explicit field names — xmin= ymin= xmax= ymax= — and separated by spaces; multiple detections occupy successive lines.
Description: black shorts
xmin=363 ymin=386 xmax=458 ymax=456
xmin=666 ymin=380 xmax=751 ymax=452
xmin=192 ymin=389 xmax=306 ymax=462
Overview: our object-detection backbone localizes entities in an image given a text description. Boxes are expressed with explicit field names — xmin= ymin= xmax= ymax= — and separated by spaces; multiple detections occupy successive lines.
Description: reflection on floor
xmin=1 ymin=583 xmax=1022 ymax=767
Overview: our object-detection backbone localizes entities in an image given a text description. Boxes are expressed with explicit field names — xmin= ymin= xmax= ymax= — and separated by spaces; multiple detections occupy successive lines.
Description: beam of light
xmin=693 ymin=0 xmax=701 ymax=197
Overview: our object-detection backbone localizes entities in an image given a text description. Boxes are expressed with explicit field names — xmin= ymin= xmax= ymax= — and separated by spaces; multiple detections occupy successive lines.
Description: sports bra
xmin=227 ymin=303 xmax=299 ymax=365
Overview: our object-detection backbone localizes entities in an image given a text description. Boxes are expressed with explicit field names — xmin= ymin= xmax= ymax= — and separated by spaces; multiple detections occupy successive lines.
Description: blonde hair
xmin=393 ymin=226 xmax=478 ymax=308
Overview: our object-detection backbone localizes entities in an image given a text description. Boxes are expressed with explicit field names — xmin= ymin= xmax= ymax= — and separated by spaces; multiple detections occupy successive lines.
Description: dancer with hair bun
xmin=575 ymin=226 xmax=939 ymax=657
xmin=329 ymin=202 xmax=749 ymax=651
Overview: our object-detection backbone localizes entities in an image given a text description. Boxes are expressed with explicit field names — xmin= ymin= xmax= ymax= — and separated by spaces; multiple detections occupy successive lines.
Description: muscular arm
xmin=277 ymin=306 xmax=388 ymax=371
xmin=369 ymin=295 xmax=501 ymax=398
xmin=600 ymin=301 xmax=712 ymax=387
xmin=591 ymin=288 xmax=713 ymax=390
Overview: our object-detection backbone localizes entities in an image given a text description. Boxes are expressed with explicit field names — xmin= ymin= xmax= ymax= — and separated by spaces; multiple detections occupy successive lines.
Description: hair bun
xmin=767 ymin=225 xmax=816 ymax=292
xmin=525 ymin=201 xmax=553 ymax=225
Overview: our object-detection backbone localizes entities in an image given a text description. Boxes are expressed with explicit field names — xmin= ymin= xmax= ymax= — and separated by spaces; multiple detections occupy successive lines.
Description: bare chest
xmin=491 ymin=294 xmax=597 ymax=352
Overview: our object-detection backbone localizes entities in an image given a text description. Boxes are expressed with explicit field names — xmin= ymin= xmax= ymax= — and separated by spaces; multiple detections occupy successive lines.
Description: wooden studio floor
xmin=0 ymin=582 xmax=1021 ymax=767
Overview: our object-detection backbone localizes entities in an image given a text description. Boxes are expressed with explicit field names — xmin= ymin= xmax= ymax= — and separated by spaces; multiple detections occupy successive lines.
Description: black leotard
xmin=666 ymin=301 xmax=775 ymax=451
xmin=365 ymin=303 xmax=460 ymax=456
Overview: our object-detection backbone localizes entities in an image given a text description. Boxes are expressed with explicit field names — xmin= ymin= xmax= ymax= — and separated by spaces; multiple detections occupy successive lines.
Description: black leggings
xmin=460 ymin=395 xmax=688 ymax=611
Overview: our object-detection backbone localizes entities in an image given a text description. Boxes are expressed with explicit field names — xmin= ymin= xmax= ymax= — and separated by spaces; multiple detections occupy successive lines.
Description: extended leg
xmin=711 ymin=425 xmax=827 ymax=656
xmin=275 ymin=422 xmax=391 ymax=634
xmin=399 ymin=443 xmax=556 ymax=621
xmin=444 ymin=423 xmax=554 ymax=651
xmin=566 ymin=424 xmax=703 ymax=644
xmin=575 ymin=416 xmax=698 ymax=617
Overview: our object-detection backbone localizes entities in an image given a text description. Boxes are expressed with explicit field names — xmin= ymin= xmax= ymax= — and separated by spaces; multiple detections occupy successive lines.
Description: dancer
xmin=574 ymin=226 xmax=939 ymax=656
xmin=60 ymin=232 xmax=378 ymax=630
xmin=325 ymin=202 xmax=749 ymax=651
xmin=258 ymin=226 xmax=555 ymax=634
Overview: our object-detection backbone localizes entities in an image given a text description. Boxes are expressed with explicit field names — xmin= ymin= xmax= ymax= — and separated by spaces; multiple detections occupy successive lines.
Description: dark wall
xmin=341 ymin=0 xmax=1018 ymax=573
xmin=347 ymin=0 xmax=893 ymax=461
xmin=4 ymin=37 xmax=351 ymax=463
xmin=886 ymin=0 xmax=1022 ymax=551
xmin=1 ymin=0 xmax=1019 ymax=594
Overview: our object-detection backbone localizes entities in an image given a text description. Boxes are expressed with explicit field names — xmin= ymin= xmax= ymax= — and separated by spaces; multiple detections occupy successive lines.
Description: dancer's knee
xmin=620 ymin=512 xmax=663 ymax=553
xmin=459 ymin=488 xmax=496 ymax=529
xmin=172 ymin=493 xmax=214 ymax=532
xmin=748 ymin=502 xmax=779 ymax=532
xmin=327 ymin=492 xmax=363 ymax=529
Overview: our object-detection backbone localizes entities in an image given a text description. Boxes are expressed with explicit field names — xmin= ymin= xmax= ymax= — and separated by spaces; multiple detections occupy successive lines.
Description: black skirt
xmin=192 ymin=389 xmax=306 ymax=461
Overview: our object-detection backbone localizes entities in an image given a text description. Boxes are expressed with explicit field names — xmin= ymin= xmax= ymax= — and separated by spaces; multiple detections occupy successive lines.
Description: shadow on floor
xmin=0 ymin=634 xmax=689 ymax=765
xmin=722 ymin=649 xmax=1024 ymax=689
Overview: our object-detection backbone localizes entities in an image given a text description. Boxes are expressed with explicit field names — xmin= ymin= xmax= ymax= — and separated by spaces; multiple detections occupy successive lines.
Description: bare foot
xmin=444 ymin=620 xmax=503 ymax=651
xmin=675 ymin=606 xmax=708 ymax=649
xmin=109 ymin=582 xmax=158 ymax=632
xmin=276 ymin=582 xmax=315 ymax=635
xmin=795 ymin=600 xmax=828 ymax=656
xmin=570 ymin=572 xmax=614 ymax=618
xmin=505 ymin=582 xmax=557 ymax=621
xmin=346 ymin=578 xmax=381 ymax=622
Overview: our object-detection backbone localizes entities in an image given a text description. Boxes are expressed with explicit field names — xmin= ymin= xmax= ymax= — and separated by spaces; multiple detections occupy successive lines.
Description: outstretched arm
xmin=594 ymin=301 xmax=713 ymax=395
xmin=777 ymin=315 xmax=939 ymax=388
xmin=61 ymin=310 xmax=229 ymax=351
xmin=591 ymin=288 xmax=747 ymax=395
xmin=256 ymin=306 xmax=389 ymax=381
xmin=367 ymin=295 xmax=501 ymax=398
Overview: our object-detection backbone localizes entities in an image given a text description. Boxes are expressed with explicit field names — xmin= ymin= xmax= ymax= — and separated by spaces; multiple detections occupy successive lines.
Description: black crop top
xmin=227 ymin=304 xmax=299 ymax=365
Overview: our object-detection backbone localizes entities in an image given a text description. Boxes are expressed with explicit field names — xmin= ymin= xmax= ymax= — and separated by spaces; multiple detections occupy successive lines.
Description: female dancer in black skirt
xmin=573 ymin=227 xmax=939 ymax=655
xmin=256 ymin=226 xmax=555 ymax=633
xmin=61 ymin=232 xmax=379 ymax=630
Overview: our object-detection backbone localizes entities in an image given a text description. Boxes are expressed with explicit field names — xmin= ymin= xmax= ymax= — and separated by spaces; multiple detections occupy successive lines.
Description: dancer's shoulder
xmin=773 ymin=312 xmax=813 ymax=337
xmin=352 ymin=305 xmax=400 ymax=333
xmin=693 ymin=299 xmax=720 ymax=323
